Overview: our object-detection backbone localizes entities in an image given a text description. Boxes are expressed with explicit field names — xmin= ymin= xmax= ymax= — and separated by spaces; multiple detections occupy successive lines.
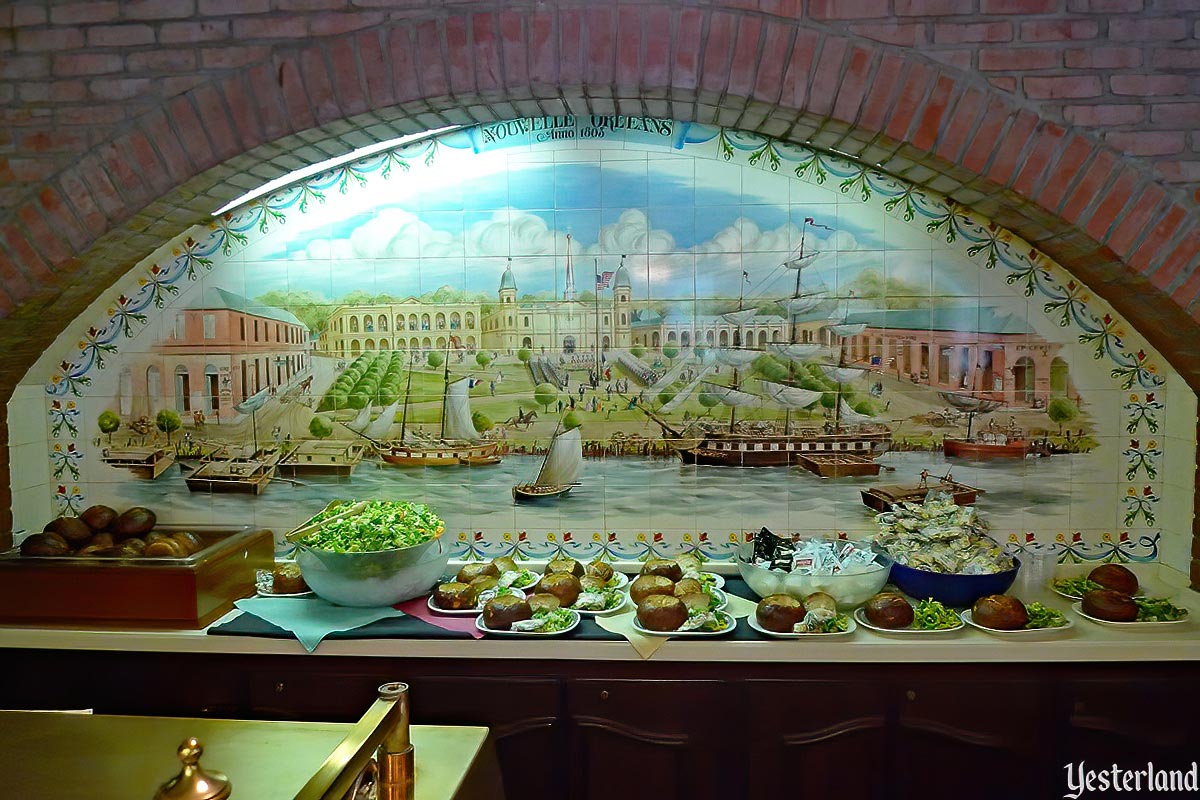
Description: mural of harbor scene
xmin=33 ymin=117 xmax=1189 ymax=565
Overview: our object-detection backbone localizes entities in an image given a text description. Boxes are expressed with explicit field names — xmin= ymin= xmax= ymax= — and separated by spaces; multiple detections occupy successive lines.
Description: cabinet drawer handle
xmin=906 ymin=690 xmax=917 ymax=701
xmin=600 ymin=690 xmax=609 ymax=701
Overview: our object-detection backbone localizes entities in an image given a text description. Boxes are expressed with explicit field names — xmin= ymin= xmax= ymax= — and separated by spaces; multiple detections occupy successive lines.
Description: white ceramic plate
xmin=569 ymin=593 xmax=631 ymax=617
xmin=427 ymin=588 xmax=526 ymax=616
xmin=1052 ymin=584 xmax=1145 ymax=602
xmin=960 ymin=609 xmax=1073 ymax=639
xmin=474 ymin=610 xmax=580 ymax=636
xmin=507 ymin=571 xmax=541 ymax=590
xmin=746 ymin=613 xmax=856 ymax=638
xmin=607 ymin=572 xmax=630 ymax=590
xmin=632 ymin=611 xmax=737 ymax=637
xmin=256 ymin=588 xmax=314 ymax=599
xmin=1070 ymin=602 xmax=1190 ymax=628
xmin=853 ymin=608 xmax=965 ymax=635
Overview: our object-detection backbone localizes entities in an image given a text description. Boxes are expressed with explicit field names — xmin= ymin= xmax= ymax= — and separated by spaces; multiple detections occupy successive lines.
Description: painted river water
xmin=103 ymin=450 xmax=1105 ymax=557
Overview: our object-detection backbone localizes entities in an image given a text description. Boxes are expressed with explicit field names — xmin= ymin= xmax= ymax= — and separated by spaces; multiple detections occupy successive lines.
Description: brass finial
xmin=154 ymin=737 xmax=232 ymax=800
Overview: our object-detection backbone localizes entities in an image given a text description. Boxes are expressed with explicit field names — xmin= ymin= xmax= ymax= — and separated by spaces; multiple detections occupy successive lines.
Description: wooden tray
xmin=0 ymin=526 xmax=273 ymax=628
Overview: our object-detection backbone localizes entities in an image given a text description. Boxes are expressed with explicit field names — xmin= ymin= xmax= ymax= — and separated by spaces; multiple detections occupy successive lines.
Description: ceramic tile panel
xmin=11 ymin=116 xmax=1192 ymax=567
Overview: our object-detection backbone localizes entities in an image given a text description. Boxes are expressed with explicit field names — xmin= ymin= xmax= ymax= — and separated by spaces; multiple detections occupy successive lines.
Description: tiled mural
xmin=12 ymin=116 xmax=1198 ymax=569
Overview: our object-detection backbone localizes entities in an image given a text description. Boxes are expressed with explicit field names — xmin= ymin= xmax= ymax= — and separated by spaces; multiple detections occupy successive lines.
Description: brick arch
xmin=2 ymin=4 xmax=1200 ymax=529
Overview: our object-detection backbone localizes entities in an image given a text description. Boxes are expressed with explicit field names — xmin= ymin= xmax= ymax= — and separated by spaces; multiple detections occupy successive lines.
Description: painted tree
xmin=308 ymin=414 xmax=334 ymax=439
xmin=427 ymin=351 xmax=445 ymax=369
xmin=476 ymin=351 xmax=492 ymax=368
xmin=534 ymin=382 xmax=559 ymax=412
xmin=562 ymin=411 xmax=582 ymax=430
xmin=517 ymin=348 xmax=531 ymax=364
xmin=97 ymin=410 xmax=120 ymax=444
xmin=155 ymin=409 xmax=181 ymax=443
xmin=1047 ymin=397 xmax=1079 ymax=433
xmin=662 ymin=345 xmax=679 ymax=362
xmin=472 ymin=410 xmax=494 ymax=434
xmin=631 ymin=346 xmax=646 ymax=358
xmin=698 ymin=392 xmax=721 ymax=410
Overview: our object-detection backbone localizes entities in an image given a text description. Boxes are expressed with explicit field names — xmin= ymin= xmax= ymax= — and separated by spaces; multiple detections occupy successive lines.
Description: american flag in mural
xmin=595 ymin=271 xmax=615 ymax=289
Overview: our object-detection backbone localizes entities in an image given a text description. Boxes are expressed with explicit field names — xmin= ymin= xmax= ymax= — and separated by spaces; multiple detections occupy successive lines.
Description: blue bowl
xmin=887 ymin=557 xmax=1021 ymax=608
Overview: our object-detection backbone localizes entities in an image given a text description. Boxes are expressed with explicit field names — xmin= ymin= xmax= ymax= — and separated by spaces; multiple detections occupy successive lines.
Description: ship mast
xmin=730 ymin=271 xmax=747 ymax=433
xmin=398 ymin=365 xmax=413 ymax=442
xmin=783 ymin=219 xmax=810 ymax=435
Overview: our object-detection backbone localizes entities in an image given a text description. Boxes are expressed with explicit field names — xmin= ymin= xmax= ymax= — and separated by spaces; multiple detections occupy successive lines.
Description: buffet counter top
xmin=2 ymin=563 xmax=1197 ymax=663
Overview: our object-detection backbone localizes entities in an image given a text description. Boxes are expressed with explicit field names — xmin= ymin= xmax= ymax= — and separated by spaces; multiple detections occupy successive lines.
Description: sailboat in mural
xmin=512 ymin=424 xmax=583 ymax=502
xmin=647 ymin=219 xmax=892 ymax=469
xmin=377 ymin=359 xmax=502 ymax=467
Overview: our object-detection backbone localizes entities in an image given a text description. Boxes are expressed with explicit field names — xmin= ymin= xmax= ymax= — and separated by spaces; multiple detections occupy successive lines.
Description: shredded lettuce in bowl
xmin=300 ymin=500 xmax=444 ymax=552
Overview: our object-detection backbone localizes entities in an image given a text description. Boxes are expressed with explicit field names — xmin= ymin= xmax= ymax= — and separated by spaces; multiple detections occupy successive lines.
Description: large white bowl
xmin=736 ymin=541 xmax=893 ymax=610
xmin=297 ymin=538 xmax=450 ymax=607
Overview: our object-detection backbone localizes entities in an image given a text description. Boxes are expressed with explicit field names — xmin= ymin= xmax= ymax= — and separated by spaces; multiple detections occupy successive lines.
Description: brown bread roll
xmin=491 ymin=556 xmax=519 ymax=575
xmin=640 ymin=558 xmax=683 ymax=582
xmin=972 ymin=595 xmax=1029 ymax=630
xmin=579 ymin=576 xmax=607 ymax=593
xmin=546 ymin=558 xmax=584 ymax=577
xmin=272 ymin=563 xmax=308 ymax=594
xmin=528 ymin=594 xmax=561 ymax=614
xmin=636 ymin=594 xmax=688 ymax=632
xmin=144 ymin=539 xmax=186 ymax=558
xmin=45 ymin=517 xmax=93 ymax=546
xmin=864 ymin=593 xmax=915 ymax=629
xmin=482 ymin=595 xmax=532 ymax=631
xmin=20 ymin=532 xmax=70 ymax=557
xmin=433 ymin=582 xmax=474 ymax=610
xmin=1082 ymin=589 xmax=1138 ymax=622
xmin=467 ymin=576 xmax=500 ymax=605
xmin=536 ymin=572 xmax=581 ymax=607
xmin=113 ymin=507 xmax=156 ymax=539
xmin=674 ymin=577 xmax=703 ymax=597
xmin=456 ymin=562 xmax=500 ymax=584
xmin=756 ymin=594 xmax=806 ymax=633
xmin=80 ymin=504 xmax=118 ymax=532
xmin=171 ymin=531 xmax=203 ymax=555
xmin=585 ymin=560 xmax=615 ymax=582
xmin=1088 ymin=564 xmax=1139 ymax=596
xmin=629 ymin=574 xmax=675 ymax=605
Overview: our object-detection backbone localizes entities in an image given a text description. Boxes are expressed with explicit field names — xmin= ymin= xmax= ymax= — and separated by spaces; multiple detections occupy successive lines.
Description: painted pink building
xmin=119 ymin=288 xmax=309 ymax=422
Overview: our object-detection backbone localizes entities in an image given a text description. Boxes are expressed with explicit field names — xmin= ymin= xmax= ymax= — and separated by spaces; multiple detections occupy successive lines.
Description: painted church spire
xmin=563 ymin=233 xmax=576 ymax=301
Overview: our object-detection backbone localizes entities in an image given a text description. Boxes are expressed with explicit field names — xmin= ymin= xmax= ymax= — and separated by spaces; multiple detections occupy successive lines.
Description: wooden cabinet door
xmin=1060 ymin=677 xmax=1200 ymax=767
xmin=894 ymin=678 xmax=1051 ymax=799
xmin=742 ymin=679 xmax=890 ymax=800
xmin=413 ymin=676 xmax=563 ymax=800
xmin=565 ymin=679 xmax=731 ymax=800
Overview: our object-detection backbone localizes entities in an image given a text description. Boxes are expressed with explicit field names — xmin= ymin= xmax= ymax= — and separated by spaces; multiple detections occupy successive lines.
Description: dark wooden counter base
xmin=4 ymin=649 xmax=1197 ymax=800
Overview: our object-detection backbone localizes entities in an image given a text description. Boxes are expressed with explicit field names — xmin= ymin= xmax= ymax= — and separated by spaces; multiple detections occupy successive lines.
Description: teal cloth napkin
xmin=234 ymin=596 xmax=405 ymax=652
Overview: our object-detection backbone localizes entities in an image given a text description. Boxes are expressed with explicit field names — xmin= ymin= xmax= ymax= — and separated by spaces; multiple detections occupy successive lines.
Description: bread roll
xmin=482 ymin=595 xmax=532 ymax=630
xmin=546 ymin=558 xmax=584 ymax=577
xmin=20 ymin=532 xmax=70 ymax=557
xmin=272 ymin=563 xmax=308 ymax=594
xmin=456 ymin=562 xmax=499 ymax=584
xmin=528 ymin=594 xmax=561 ymax=615
xmin=1088 ymin=564 xmax=1138 ymax=596
xmin=674 ymin=578 xmax=703 ymax=597
xmin=433 ymin=582 xmax=474 ymax=610
xmin=44 ymin=517 xmax=92 ymax=546
xmin=636 ymin=594 xmax=688 ymax=632
xmin=585 ymin=560 xmax=614 ymax=582
xmin=1082 ymin=589 xmax=1138 ymax=622
xmin=755 ymin=594 xmax=805 ymax=633
xmin=491 ymin=556 xmax=518 ymax=575
xmin=536 ymin=572 xmax=581 ymax=607
xmin=972 ymin=595 xmax=1029 ymax=630
xmin=864 ymin=593 xmax=914 ymax=629
xmin=640 ymin=558 xmax=683 ymax=582
xmin=629 ymin=574 xmax=675 ymax=605
xmin=80 ymin=504 xmax=119 ymax=532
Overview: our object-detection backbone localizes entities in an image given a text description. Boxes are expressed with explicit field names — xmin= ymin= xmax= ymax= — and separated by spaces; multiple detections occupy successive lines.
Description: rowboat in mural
xmin=796 ymin=452 xmax=882 ymax=479
xmin=860 ymin=470 xmax=983 ymax=512
xmin=512 ymin=424 xmax=583 ymax=502
xmin=277 ymin=440 xmax=366 ymax=477
xmin=100 ymin=446 xmax=175 ymax=480
xmin=184 ymin=449 xmax=280 ymax=494
xmin=373 ymin=363 xmax=502 ymax=467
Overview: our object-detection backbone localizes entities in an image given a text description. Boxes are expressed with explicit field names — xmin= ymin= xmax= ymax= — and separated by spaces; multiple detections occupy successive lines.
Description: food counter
xmin=3 ymin=565 xmax=1198 ymax=800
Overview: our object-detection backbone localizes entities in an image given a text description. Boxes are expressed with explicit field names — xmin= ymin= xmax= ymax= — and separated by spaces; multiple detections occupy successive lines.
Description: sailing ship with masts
xmin=640 ymin=218 xmax=892 ymax=469
xmin=512 ymin=422 xmax=583 ymax=502
xmin=373 ymin=354 xmax=502 ymax=467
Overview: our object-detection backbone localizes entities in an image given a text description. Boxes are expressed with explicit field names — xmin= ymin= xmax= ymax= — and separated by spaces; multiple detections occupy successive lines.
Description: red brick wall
xmin=1 ymin=1 xmax=1200 ymax=553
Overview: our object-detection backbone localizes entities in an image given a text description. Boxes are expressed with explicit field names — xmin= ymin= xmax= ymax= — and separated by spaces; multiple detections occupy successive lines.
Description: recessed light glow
xmin=211 ymin=126 xmax=459 ymax=217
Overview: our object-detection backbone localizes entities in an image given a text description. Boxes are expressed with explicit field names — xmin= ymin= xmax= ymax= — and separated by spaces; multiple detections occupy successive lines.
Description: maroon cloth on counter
xmin=395 ymin=595 xmax=485 ymax=639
